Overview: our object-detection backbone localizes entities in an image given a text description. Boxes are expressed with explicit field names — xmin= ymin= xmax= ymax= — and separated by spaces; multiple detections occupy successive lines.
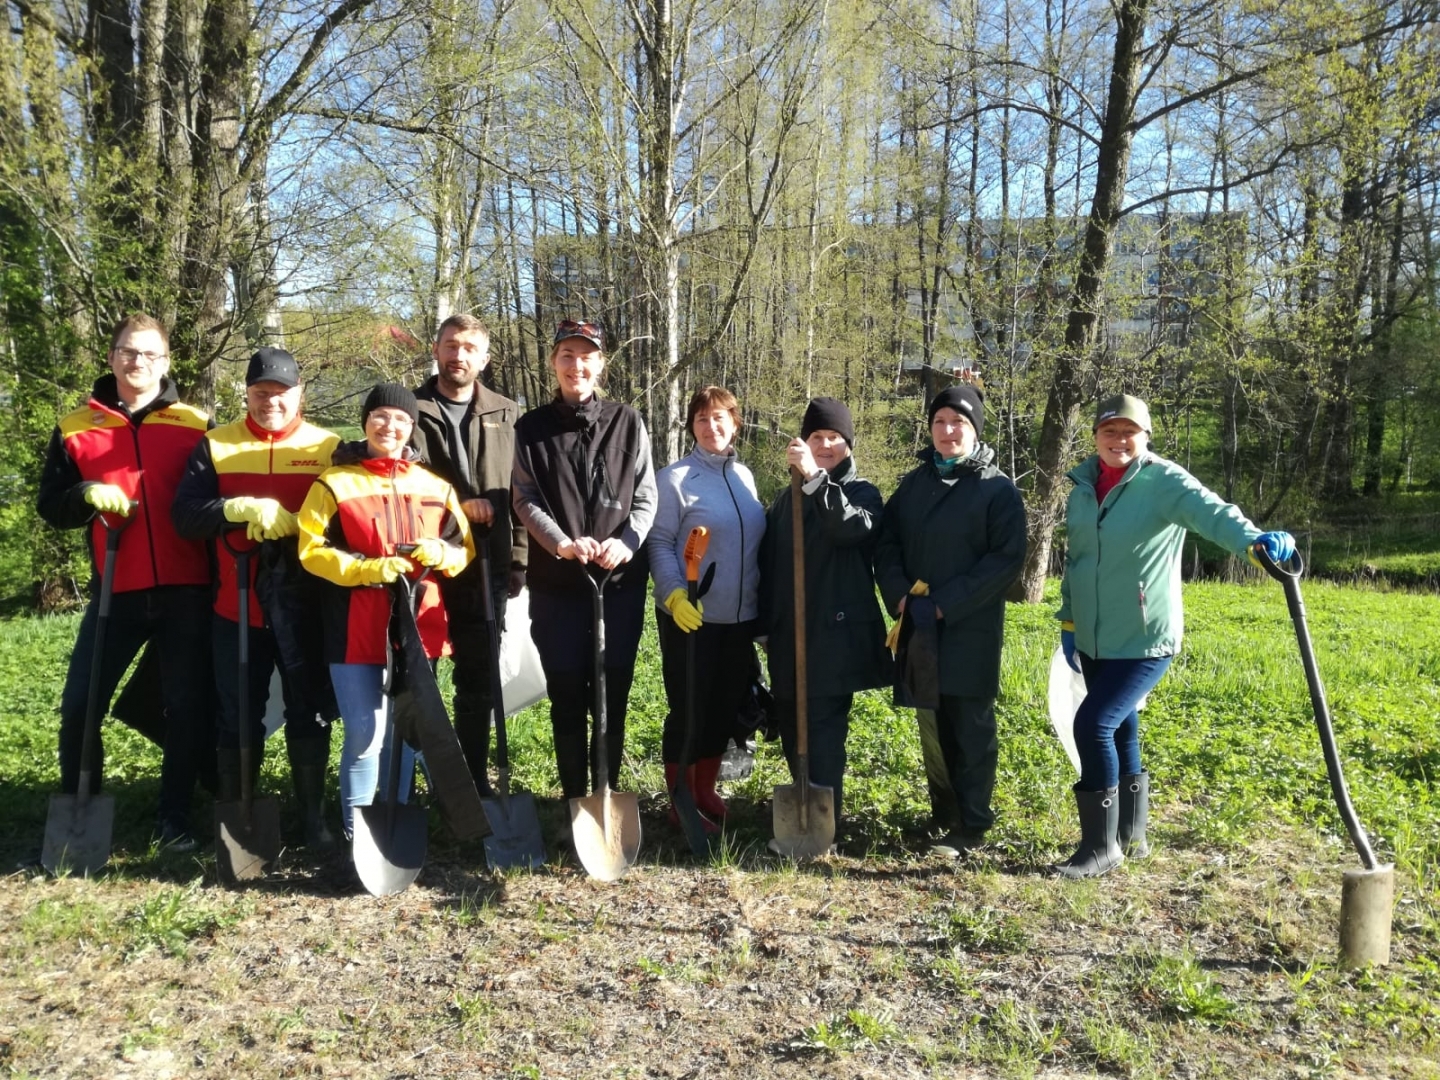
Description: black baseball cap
xmin=246 ymin=347 xmax=300 ymax=389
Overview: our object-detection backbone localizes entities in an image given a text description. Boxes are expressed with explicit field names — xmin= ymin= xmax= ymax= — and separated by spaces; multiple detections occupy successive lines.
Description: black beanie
xmin=800 ymin=396 xmax=855 ymax=447
xmin=361 ymin=382 xmax=419 ymax=426
xmin=928 ymin=384 xmax=984 ymax=439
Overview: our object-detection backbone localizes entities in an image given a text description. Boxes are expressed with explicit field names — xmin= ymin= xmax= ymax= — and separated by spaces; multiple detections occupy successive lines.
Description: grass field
xmin=0 ymin=578 xmax=1437 ymax=1078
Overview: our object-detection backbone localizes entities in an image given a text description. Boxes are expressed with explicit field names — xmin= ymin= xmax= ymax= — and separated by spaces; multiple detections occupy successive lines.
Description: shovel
xmin=1255 ymin=545 xmax=1394 ymax=967
xmin=477 ymin=544 xmax=546 ymax=870
xmin=215 ymin=535 xmax=282 ymax=883
xmin=352 ymin=573 xmax=429 ymax=896
xmin=671 ymin=526 xmax=715 ymax=857
xmin=771 ymin=468 xmax=835 ymax=859
xmin=570 ymin=566 xmax=642 ymax=881
xmin=42 ymin=504 xmax=135 ymax=876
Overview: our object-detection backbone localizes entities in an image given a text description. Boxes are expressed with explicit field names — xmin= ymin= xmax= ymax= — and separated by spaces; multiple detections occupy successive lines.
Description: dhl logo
xmin=289 ymin=458 xmax=322 ymax=467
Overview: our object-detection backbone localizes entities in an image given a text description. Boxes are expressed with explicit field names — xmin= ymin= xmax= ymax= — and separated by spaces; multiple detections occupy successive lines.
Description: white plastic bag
xmin=1047 ymin=646 xmax=1085 ymax=775
xmin=498 ymin=589 xmax=548 ymax=716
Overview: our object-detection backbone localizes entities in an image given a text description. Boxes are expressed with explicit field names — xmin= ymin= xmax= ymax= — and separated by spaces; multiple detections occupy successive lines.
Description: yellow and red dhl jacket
xmin=37 ymin=375 xmax=211 ymax=593
xmin=172 ymin=414 xmax=340 ymax=626
xmin=296 ymin=446 xmax=474 ymax=665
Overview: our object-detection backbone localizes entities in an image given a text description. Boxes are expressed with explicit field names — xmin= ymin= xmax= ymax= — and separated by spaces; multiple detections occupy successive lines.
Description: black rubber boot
xmin=1055 ymin=786 xmax=1124 ymax=879
xmin=287 ymin=738 xmax=337 ymax=850
xmin=215 ymin=748 xmax=243 ymax=803
xmin=1118 ymin=772 xmax=1150 ymax=858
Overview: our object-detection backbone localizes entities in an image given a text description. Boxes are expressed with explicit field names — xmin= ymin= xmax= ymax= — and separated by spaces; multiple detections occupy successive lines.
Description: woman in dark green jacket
xmin=1054 ymin=393 xmax=1295 ymax=878
xmin=875 ymin=385 xmax=1027 ymax=854
xmin=758 ymin=397 xmax=890 ymax=840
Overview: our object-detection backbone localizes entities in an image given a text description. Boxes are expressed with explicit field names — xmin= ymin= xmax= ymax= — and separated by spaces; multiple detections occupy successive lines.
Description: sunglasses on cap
xmin=553 ymin=319 xmax=605 ymax=350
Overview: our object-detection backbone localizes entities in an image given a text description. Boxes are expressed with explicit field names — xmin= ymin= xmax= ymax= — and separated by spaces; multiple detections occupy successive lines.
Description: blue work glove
xmin=1060 ymin=628 xmax=1081 ymax=673
xmin=1250 ymin=530 xmax=1295 ymax=567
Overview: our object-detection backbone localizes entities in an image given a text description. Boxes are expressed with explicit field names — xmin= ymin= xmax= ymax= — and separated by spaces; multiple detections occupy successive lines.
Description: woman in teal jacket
xmin=1055 ymin=394 xmax=1294 ymax=878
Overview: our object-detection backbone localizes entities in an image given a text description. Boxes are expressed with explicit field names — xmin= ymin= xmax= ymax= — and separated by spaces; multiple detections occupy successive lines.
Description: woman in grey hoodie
xmin=648 ymin=386 xmax=766 ymax=830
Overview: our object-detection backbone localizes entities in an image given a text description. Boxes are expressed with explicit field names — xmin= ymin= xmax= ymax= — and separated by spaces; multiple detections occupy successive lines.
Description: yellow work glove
xmin=224 ymin=496 xmax=286 ymax=534
xmin=408 ymin=538 xmax=450 ymax=569
xmin=885 ymin=580 xmax=930 ymax=653
xmin=663 ymin=587 xmax=704 ymax=633
xmin=84 ymin=483 xmax=132 ymax=516
xmin=356 ymin=556 xmax=413 ymax=586
xmin=260 ymin=508 xmax=299 ymax=540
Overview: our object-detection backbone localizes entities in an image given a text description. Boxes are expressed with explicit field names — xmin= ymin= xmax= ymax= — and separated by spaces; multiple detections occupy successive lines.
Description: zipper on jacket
xmin=723 ymin=457 xmax=744 ymax=623
xmin=130 ymin=419 xmax=160 ymax=588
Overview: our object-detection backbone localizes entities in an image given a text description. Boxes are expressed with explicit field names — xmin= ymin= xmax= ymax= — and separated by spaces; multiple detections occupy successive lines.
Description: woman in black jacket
xmin=758 ymin=397 xmax=891 ymax=841
xmin=875 ymin=385 xmax=1027 ymax=855
xmin=511 ymin=320 xmax=657 ymax=799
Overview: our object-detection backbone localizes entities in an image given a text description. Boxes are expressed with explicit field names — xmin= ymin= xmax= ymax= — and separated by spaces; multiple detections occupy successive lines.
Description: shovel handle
xmin=1258 ymin=548 xmax=1378 ymax=870
xmin=477 ymin=544 xmax=512 ymax=785
xmin=790 ymin=468 xmax=808 ymax=761
xmin=683 ymin=526 xmax=709 ymax=584
xmin=76 ymin=515 xmax=134 ymax=800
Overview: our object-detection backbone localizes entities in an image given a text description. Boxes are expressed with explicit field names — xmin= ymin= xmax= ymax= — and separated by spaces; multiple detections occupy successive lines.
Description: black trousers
xmin=211 ymin=615 xmax=330 ymax=752
xmin=529 ymin=582 xmax=646 ymax=799
xmin=437 ymin=567 xmax=507 ymax=789
xmin=58 ymin=585 xmax=212 ymax=829
xmin=657 ymin=615 xmax=755 ymax=763
xmin=921 ymin=693 xmax=998 ymax=835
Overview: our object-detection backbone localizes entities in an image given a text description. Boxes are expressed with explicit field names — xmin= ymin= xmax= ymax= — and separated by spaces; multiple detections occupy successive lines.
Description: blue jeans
xmin=1075 ymin=654 xmax=1173 ymax=791
xmin=329 ymin=663 xmax=415 ymax=835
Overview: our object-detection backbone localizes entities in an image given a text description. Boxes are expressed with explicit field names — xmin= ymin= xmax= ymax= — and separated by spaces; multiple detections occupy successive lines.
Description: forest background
xmin=3 ymin=0 xmax=1439 ymax=612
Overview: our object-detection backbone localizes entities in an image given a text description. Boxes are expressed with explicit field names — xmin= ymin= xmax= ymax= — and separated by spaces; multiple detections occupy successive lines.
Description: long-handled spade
xmin=1255 ymin=546 xmax=1395 ymax=967
xmin=570 ymin=566 xmax=642 ymax=881
xmin=352 ymin=573 xmax=430 ymax=896
xmin=42 ymin=503 xmax=135 ymax=876
xmin=671 ymin=526 xmax=715 ymax=857
xmin=771 ymin=468 xmax=836 ymax=859
xmin=478 ymin=544 xmax=546 ymax=870
xmin=215 ymin=535 xmax=282 ymax=883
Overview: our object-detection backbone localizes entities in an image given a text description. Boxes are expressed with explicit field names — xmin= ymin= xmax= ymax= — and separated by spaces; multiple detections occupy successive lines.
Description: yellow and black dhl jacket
xmin=172 ymin=414 xmax=341 ymax=626
xmin=37 ymin=375 xmax=211 ymax=593
xmin=297 ymin=444 xmax=474 ymax=666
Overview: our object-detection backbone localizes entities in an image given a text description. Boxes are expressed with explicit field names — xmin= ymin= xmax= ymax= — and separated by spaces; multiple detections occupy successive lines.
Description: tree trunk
xmin=1019 ymin=0 xmax=1151 ymax=602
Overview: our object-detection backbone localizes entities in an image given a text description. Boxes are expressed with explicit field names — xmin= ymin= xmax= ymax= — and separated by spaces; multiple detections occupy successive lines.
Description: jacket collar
xmin=688 ymin=444 xmax=737 ymax=469
xmin=244 ymin=412 xmax=305 ymax=442
xmin=90 ymin=373 xmax=181 ymax=423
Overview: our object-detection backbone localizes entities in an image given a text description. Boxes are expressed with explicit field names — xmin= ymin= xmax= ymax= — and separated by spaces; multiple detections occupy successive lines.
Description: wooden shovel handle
xmin=790 ymin=468 xmax=807 ymax=760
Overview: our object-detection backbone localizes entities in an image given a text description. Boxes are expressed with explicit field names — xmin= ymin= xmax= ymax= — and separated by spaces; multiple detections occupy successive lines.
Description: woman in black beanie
xmin=297 ymin=382 xmax=474 ymax=838
xmin=757 ymin=396 xmax=891 ymax=847
xmin=874 ymin=383 xmax=1028 ymax=855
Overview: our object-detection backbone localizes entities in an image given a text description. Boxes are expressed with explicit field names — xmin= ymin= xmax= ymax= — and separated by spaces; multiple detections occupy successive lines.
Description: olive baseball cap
xmin=1094 ymin=393 xmax=1151 ymax=432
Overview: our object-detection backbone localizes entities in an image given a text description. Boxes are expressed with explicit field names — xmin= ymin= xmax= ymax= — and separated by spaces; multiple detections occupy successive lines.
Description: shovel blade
xmin=214 ymin=796 xmax=282 ymax=883
xmin=352 ymin=801 xmax=427 ymax=896
xmin=771 ymin=781 xmax=836 ymax=859
xmin=41 ymin=792 xmax=115 ymax=877
xmin=480 ymin=791 xmax=547 ymax=871
xmin=569 ymin=788 xmax=641 ymax=882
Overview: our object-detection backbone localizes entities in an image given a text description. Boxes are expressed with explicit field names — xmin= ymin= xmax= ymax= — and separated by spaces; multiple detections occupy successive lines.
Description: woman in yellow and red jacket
xmin=297 ymin=383 xmax=474 ymax=837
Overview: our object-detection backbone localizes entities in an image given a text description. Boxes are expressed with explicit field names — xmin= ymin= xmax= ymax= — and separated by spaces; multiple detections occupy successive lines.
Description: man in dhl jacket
xmin=173 ymin=348 xmax=341 ymax=848
xmin=38 ymin=314 xmax=213 ymax=850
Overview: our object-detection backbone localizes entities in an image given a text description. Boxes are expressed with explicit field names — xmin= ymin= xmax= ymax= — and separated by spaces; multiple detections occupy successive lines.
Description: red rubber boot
xmin=692 ymin=756 xmax=729 ymax=821
xmin=666 ymin=763 xmax=719 ymax=833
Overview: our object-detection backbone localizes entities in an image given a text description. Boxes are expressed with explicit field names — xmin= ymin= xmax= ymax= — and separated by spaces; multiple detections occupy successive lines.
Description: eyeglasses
xmin=112 ymin=347 xmax=168 ymax=364
xmin=553 ymin=320 xmax=604 ymax=349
